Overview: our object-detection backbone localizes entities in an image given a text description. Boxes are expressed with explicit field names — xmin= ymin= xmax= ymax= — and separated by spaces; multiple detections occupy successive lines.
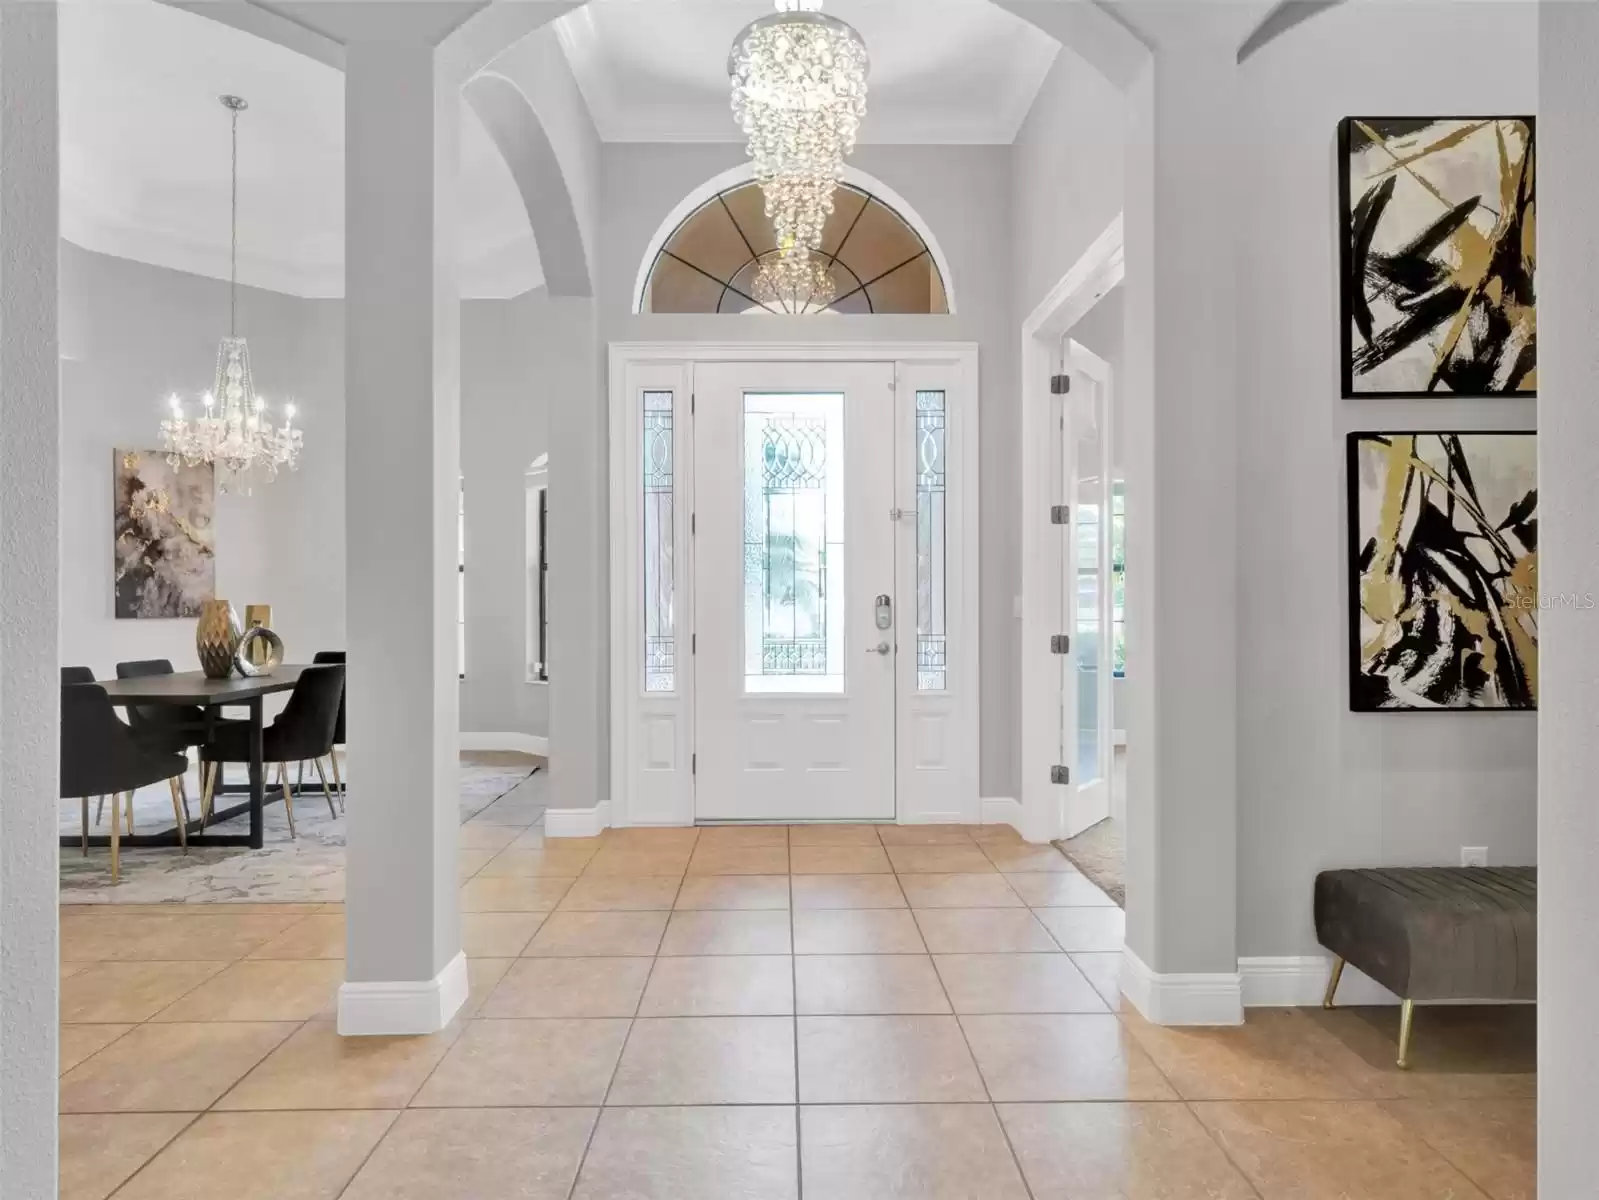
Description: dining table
xmin=61 ymin=665 xmax=308 ymax=851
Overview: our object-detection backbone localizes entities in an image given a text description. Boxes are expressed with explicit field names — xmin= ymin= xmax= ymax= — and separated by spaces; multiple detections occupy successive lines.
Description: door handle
xmin=867 ymin=642 xmax=891 ymax=656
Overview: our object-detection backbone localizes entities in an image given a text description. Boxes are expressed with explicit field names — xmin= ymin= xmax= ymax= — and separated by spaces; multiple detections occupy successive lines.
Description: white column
xmin=338 ymin=35 xmax=465 ymax=1034
xmin=1537 ymin=1 xmax=1599 ymax=1188
xmin=0 ymin=2 xmax=60 ymax=1188
xmin=1118 ymin=17 xmax=1242 ymax=1020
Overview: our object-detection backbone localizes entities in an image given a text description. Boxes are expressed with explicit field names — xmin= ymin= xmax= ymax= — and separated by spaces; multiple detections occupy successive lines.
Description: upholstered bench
xmin=1314 ymin=866 xmax=1536 ymax=1068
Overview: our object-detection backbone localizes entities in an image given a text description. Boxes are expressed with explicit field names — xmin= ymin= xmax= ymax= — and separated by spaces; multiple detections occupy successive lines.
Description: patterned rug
xmin=59 ymin=752 xmax=542 ymax=906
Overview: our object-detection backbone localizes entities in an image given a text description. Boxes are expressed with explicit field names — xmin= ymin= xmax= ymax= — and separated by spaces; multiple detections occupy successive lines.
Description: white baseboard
xmin=337 ymin=951 xmax=468 ymax=1036
xmin=979 ymin=796 xmax=1025 ymax=837
xmin=1239 ymin=955 xmax=1533 ymax=1008
xmin=545 ymin=800 xmax=611 ymax=839
xmin=1121 ymin=945 xmax=1244 ymax=1026
xmin=1239 ymin=955 xmax=1397 ymax=1007
xmin=460 ymin=732 xmax=548 ymax=757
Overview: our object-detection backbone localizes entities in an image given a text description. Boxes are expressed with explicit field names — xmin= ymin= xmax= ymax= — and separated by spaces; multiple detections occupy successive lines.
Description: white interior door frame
xmin=609 ymin=341 xmax=981 ymax=830
xmin=1019 ymin=216 xmax=1124 ymax=844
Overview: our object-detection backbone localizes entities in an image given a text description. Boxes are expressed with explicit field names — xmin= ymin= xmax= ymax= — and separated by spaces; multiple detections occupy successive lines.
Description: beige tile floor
xmin=59 ymin=822 xmax=1536 ymax=1199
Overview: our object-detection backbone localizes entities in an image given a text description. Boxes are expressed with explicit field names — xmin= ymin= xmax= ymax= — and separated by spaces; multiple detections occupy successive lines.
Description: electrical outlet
xmin=1460 ymin=846 xmax=1489 ymax=868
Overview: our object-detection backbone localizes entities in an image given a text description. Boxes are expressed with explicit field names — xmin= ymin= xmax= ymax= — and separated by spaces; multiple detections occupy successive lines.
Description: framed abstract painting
xmin=1339 ymin=116 xmax=1536 ymax=398
xmin=1347 ymin=432 xmax=1537 ymax=711
xmin=113 ymin=448 xmax=216 ymax=619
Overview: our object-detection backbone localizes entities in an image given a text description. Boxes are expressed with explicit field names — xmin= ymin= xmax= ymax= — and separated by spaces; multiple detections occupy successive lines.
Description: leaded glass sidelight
xmin=743 ymin=393 xmax=846 ymax=693
xmin=916 ymin=391 xmax=948 ymax=690
xmin=643 ymin=391 xmax=675 ymax=692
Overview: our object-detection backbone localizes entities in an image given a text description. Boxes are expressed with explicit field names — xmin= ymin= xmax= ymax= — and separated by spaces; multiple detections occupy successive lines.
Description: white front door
xmin=693 ymin=362 xmax=897 ymax=822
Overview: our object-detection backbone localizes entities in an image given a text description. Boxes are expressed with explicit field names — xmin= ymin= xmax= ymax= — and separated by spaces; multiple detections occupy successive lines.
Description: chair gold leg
xmin=1323 ymin=957 xmax=1345 ymax=1009
xmin=178 ymin=772 xmax=192 ymax=826
xmin=200 ymin=762 xmax=217 ymax=827
xmin=330 ymin=749 xmax=344 ymax=813
xmin=80 ymin=796 xmax=89 ymax=856
xmin=109 ymin=792 xmax=123 ymax=884
xmin=279 ymin=763 xmax=297 ymax=839
xmin=313 ymin=757 xmax=338 ymax=819
xmin=94 ymin=795 xmax=104 ymax=825
xmin=125 ymin=793 xmax=133 ymax=834
xmin=168 ymin=776 xmax=188 ymax=853
xmin=297 ymin=759 xmax=306 ymax=792
xmin=1396 ymin=997 xmax=1415 ymax=1070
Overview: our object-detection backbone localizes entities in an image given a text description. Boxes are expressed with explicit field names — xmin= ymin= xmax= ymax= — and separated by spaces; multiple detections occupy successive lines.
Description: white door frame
xmin=608 ymin=341 xmax=981 ymax=830
xmin=1019 ymin=216 xmax=1124 ymax=844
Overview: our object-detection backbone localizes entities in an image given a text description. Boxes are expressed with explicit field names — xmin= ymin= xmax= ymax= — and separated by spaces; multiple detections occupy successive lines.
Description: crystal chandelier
xmin=729 ymin=0 xmax=868 ymax=295
xmin=754 ymin=247 xmax=836 ymax=311
xmin=161 ymin=95 xmax=302 ymax=494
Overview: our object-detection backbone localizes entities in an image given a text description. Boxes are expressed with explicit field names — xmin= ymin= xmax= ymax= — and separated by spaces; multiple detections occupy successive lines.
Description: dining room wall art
xmin=1348 ymin=432 xmax=1538 ymax=711
xmin=1339 ymin=116 xmax=1536 ymax=398
xmin=113 ymin=448 xmax=216 ymax=619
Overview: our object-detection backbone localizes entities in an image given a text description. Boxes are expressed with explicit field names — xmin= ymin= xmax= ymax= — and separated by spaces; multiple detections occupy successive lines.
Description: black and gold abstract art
xmin=1348 ymin=433 xmax=1537 ymax=711
xmin=1340 ymin=117 xmax=1536 ymax=397
xmin=114 ymin=449 xmax=216 ymax=619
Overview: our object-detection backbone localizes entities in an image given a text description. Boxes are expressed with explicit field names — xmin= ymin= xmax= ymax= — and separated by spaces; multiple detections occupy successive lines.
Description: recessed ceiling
xmin=555 ymin=0 xmax=1059 ymax=144
xmin=60 ymin=0 xmax=540 ymax=299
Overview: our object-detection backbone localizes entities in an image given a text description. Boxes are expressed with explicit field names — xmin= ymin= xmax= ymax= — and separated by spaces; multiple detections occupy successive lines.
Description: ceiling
xmin=556 ymin=0 xmax=1059 ymax=144
xmin=60 ymin=0 xmax=540 ymax=299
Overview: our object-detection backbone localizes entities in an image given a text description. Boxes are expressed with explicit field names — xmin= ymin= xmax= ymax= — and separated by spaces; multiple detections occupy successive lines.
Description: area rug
xmin=59 ymin=752 xmax=542 ymax=906
xmin=1054 ymin=817 xmax=1125 ymax=908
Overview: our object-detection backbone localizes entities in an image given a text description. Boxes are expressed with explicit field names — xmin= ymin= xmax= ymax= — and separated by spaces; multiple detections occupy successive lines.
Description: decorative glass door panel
xmin=695 ymin=363 xmax=896 ymax=822
xmin=743 ymin=394 xmax=846 ymax=694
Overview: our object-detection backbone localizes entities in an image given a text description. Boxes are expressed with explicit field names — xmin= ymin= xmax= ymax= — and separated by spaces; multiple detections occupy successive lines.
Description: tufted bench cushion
xmin=1314 ymin=866 xmax=1536 ymax=1002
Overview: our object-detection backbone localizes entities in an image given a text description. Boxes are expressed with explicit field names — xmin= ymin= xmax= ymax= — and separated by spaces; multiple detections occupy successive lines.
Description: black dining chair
xmin=61 ymin=665 xmax=96 ymax=686
xmin=61 ymin=682 xmax=191 ymax=880
xmin=116 ymin=659 xmax=241 ymax=829
xmin=200 ymin=664 xmax=345 ymax=838
xmin=312 ymin=650 xmax=347 ymax=808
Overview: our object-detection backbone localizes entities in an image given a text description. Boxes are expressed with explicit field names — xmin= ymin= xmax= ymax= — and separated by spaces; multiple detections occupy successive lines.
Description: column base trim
xmin=460 ymin=732 xmax=548 ymax=757
xmin=1121 ymin=945 xmax=1244 ymax=1026
xmin=337 ymin=951 xmax=468 ymax=1036
xmin=546 ymin=801 xmax=611 ymax=839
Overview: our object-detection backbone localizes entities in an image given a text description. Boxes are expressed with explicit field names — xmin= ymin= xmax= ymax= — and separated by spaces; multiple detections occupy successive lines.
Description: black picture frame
xmin=1338 ymin=115 xmax=1537 ymax=400
xmin=1346 ymin=430 xmax=1538 ymax=713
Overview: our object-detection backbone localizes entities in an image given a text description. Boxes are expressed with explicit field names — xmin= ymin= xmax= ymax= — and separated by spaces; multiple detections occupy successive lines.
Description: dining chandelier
xmin=730 ymin=0 xmax=869 ymax=307
xmin=161 ymin=94 xmax=302 ymax=494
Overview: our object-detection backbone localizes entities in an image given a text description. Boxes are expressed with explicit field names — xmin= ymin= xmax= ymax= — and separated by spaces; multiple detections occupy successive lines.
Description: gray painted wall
xmin=1236 ymin=1 xmax=1538 ymax=960
xmin=598 ymin=141 xmax=1019 ymax=796
xmin=461 ymin=289 xmax=550 ymax=738
xmin=1536 ymin=0 xmax=1599 ymax=1185
xmin=59 ymin=241 xmax=547 ymax=738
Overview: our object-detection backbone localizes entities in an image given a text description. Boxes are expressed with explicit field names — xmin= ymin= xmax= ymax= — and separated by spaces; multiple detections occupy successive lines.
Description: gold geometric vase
xmin=196 ymin=599 xmax=243 ymax=679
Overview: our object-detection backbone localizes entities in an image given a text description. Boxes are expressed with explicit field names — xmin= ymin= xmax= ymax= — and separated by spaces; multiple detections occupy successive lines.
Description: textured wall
xmin=0 ymin=4 xmax=60 ymax=1192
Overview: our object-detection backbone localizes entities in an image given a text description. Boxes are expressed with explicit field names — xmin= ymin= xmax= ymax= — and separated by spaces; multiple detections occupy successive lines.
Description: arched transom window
xmin=642 ymin=181 xmax=949 ymax=315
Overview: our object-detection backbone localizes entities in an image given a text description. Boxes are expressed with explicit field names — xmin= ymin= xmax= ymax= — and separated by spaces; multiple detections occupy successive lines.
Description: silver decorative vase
xmin=196 ymin=600 xmax=243 ymax=679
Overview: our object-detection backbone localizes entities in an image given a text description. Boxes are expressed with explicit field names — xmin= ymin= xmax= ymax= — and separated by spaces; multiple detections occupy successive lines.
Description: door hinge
xmin=1050 ymin=505 xmax=1070 ymax=526
xmin=1050 ymin=634 xmax=1071 ymax=655
xmin=692 ymin=633 xmax=697 ymax=655
xmin=692 ymin=753 xmax=697 ymax=776
xmin=691 ymin=512 xmax=697 ymax=535
xmin=1050 ymin=765 xmax=1071 ymax=785
xmin=1050 ymin=374 xmax=1071 ymax=395
xmin=691 ymin=393 xmax=696 ymax=414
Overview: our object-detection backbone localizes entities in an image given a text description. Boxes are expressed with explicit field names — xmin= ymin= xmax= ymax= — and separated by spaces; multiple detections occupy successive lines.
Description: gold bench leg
xmin=1323 ymin=957 xmax=1345 ymax=1009
xmin=1396 ymin=997 xmax=1415 ymax=1070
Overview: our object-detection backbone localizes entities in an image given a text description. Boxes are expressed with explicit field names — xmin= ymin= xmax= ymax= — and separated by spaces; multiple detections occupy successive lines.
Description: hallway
xmin=58 ymin=822 xmax=1530 ymax=1199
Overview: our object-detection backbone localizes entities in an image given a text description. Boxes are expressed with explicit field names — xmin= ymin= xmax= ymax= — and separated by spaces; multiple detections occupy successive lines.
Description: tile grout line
xmin=926 ymin=870 xmax=1038 ymax=1200
xmin=789 ymin=840 xmax=803 ymax=1199
xmin=560 ymin=827 xmax=697 ymax=1200
xmin=99 ymin=1110 xmax=207 ymax=1199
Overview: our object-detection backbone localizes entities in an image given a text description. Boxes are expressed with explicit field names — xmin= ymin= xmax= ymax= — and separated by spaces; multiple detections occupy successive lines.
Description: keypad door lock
xmin=875 ymin=594 xmax=893 ymax=631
